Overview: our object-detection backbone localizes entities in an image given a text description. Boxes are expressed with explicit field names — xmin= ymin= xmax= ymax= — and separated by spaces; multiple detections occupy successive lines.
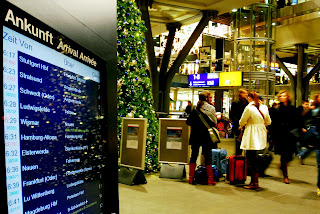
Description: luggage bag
xmin=211 ymin=148 xmax=227 ymax=175
xmin=227 ymin=155 xmax=247 ymax=184
xmin=194 ymin=165 xmax=220 ymax=184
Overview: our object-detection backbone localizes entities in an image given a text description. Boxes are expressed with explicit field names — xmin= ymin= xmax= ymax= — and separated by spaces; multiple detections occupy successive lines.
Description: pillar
xmin=296 ymin=44 xmax=308 ymax=106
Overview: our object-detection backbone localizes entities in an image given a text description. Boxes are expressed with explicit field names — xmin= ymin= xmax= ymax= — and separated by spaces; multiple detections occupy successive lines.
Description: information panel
xmin=3 ymin=4 xmax=104 ymax=214
xmin=120 ymin=118 xmax=147 ymax=170
xmin=158 ymin=119 xmax=190 ymax=164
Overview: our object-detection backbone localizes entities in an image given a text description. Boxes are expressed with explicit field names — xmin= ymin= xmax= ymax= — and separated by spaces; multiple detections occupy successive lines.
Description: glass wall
xmin=232 ymin=1 xmax=277 ymax=102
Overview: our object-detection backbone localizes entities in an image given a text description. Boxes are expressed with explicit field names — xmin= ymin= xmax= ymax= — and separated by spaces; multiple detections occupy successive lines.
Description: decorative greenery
xmin=117 ymin=0 xmax=159 ymax=172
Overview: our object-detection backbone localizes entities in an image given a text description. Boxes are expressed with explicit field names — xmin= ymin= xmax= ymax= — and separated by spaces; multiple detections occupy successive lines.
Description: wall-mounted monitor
xmin=3 ymin=2 xmax=106 ymax=213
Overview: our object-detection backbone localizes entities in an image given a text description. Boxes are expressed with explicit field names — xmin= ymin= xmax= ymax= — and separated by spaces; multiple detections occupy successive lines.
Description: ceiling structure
xmin=148 ymin=0 xmax=320 ymax=63
xmin=275 ymin=1 xmax=320 ymax=62
xmin=7 ymin=0 xmax=320 ymax=63
xmin=149 ymin=0 xmax=260 ymax=35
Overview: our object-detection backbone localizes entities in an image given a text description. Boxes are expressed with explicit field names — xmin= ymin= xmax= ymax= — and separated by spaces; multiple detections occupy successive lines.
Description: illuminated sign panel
xmin=3 ymin=2 xmax=105 ymax=213
xmin=219 ymin=71 xmax=242 ymax=86
xmin=189 ymin=73 xmax=219 ymax=87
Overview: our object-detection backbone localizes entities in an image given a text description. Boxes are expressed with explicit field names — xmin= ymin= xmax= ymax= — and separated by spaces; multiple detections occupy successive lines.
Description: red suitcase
xmin=227 ymin=155 xmax=247 ymax=184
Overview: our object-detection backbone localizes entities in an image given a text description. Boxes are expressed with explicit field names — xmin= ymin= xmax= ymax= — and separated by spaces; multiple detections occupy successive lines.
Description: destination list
xmin=16 ymin=51 xmax=103 ymax=214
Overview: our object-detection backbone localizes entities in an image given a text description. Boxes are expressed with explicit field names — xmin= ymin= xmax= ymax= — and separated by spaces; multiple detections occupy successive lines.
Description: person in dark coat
xmin=186 ymin=91 xmax=217 ymax=185
xmin=185 ymin=100 xmax=193 ymax=116
xmin=230 ymin=88 xmax=248 ymax=155
xmin=297 ymin=94 xmax=320 ymax=196
xmin=296 ymin=100 xmax=312 ymax=164
xmin=307 ymin=94 xmax=320 ymax=196
xmin=270 ymin=90 xmax=298 ymax=184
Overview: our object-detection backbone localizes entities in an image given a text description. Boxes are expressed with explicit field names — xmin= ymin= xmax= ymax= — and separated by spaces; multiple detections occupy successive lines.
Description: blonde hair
xmin=238 ymin=88 xmax=248 ymax=98
xmin=196 ymin=91 xmax=212 ymax=110
xmin=276 ymin=90 xmax=293 ymax=104
xmin=312 ymin=93 xmax=320 ymax=107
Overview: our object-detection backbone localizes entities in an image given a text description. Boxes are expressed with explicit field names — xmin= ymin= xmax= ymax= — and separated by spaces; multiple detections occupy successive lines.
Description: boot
xmin=247 ymin=172 xmax=254 ymax=186
xmin=244 ymin=172 xmax=260 ymax=190
xmin=280 ymin=163 xmax=290 ymax=184
xmin=189 ymin=163 xmax=196 ymax=184
xmin=205 ymin=165 xmax=216 ymax=185
xmin=283 ymin=176 xmax=290 ymax=184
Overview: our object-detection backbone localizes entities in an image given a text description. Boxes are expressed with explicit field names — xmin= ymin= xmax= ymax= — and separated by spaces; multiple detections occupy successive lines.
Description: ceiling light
xmin=232 ymin=9 xmax=237 ymax=12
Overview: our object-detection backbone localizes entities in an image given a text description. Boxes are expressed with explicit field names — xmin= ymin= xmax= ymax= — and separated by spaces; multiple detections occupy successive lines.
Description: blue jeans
xmin=316 ymin=149 xmax=320 ymax=189
xmin=298 ymin=147 xmax=313 ymax=159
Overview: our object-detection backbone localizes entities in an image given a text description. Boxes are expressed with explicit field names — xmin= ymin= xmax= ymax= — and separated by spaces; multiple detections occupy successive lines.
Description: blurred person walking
xmin=299 ymin=94 xmax=320 ymax=196
xmin=270 ymin=90 xmax=298 ymax=184
xmin=309 ymin=94 xmax=320 ymax=196
xmin=296 ymin=100 xmax=312 ymax=164
xmin=239 ymin=91 xmax=271 ymax=190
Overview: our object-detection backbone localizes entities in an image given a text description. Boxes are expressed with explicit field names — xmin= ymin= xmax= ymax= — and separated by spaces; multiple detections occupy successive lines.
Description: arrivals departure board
xmin=3 ymin=3 xmax=105 ymax=214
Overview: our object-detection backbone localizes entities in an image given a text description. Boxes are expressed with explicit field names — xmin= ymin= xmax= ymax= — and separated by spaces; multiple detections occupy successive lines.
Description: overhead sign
xmin=219 ymin=71 xmax=242 ymax=86
xmin=189 ymin=73 xmax=219 ymax=87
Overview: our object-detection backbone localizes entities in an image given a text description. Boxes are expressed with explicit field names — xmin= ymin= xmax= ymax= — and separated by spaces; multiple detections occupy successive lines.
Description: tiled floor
xmin=119 ymin=139 xmax=320 ymax=214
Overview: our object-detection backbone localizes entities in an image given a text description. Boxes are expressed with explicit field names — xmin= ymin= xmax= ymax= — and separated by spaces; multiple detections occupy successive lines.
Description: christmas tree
xmin=117 ymin=0 xmax=159 ymax=172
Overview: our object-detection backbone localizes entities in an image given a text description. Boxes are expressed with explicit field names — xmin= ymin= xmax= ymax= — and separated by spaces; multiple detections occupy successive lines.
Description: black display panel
xmin=3 ymin=3 xmax=105 ymax=214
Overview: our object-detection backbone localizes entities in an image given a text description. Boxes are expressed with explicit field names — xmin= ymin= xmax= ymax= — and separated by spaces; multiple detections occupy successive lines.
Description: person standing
xmin=270 ymin=90 xmax=298 ymax=184
xmin=186 ymin=91 xmax=217 ymax=185
xmin=185 ymin=101 xmax=193 ymax=116
xmin=230 ymin=88 xmax=248 ymax=155
xmin=308 ymin=94 xmax=320 ymax=196
xmin=239 ymin=91 xmax=271 ymax=190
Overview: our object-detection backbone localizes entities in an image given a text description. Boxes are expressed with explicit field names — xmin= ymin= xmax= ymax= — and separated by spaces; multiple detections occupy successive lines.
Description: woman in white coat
xmin=239 ymin=91 xmax=271 ymax=190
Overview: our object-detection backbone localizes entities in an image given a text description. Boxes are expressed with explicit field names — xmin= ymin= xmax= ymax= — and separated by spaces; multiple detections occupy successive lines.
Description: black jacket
xmin=270 ymin=103 xmax=298 ymax=154
xmin=186 ymin=109 xmax=217 ymax=148
xmin=303 ymin=106 xmax=320 ymax=149
xmin=230 ymin=99 xmax=248 ymax=136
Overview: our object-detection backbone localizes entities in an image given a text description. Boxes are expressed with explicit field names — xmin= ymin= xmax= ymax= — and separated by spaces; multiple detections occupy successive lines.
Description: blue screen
xmin=188 ymin=73 xmax=219 ymax=87
xmin=4 ymin=26 xmax=103 ymax=214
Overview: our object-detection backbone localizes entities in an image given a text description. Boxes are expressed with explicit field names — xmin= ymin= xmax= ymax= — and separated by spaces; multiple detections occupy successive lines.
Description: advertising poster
xmin=199 ymin=46 xmax=211 ymax=67
xmin=126 ymin=124 xmax=139 ymax=149
xmin=166 ymin=127 xmax=183 ymax=150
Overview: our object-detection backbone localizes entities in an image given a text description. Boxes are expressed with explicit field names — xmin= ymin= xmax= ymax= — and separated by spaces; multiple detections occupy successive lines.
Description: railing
xmin=278 ymin=0 xmax=320 ymax=24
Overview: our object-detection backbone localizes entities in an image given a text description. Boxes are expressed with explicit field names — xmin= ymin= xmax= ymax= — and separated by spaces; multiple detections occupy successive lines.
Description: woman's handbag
xmin=197 ymin=111 xmax=220 ymax=144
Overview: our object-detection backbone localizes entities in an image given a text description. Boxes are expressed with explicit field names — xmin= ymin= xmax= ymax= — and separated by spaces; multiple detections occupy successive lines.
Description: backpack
xmin=193 ymin=165 xmax=220 ymax=184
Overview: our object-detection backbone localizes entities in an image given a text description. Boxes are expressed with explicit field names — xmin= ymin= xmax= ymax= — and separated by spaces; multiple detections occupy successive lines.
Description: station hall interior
xmin=2 ymin=0 xmax=320 ymax=214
